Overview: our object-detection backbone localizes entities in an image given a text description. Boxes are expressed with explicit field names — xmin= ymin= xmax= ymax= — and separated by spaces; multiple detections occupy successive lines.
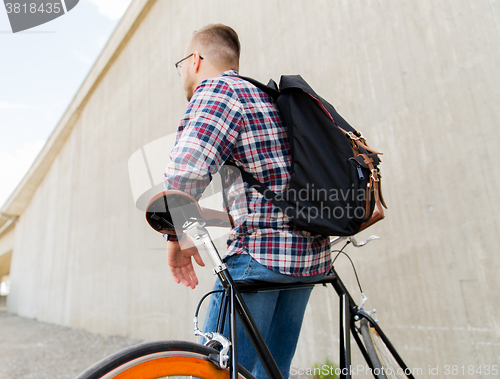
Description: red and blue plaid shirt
xmin=164 ymin=71 xmax=331 ymax=276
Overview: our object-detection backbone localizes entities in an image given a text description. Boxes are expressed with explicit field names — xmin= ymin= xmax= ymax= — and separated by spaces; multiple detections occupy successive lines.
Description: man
xmin=164 ymin=24 xmax=331 ymax=378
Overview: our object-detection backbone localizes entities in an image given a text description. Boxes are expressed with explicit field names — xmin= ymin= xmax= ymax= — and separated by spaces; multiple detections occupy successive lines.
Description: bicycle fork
xmin=330 ymin=268 xmax=383 ymax=379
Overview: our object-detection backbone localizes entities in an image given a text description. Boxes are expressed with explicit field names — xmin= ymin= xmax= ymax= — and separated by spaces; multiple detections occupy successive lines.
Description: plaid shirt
xmin=164 ymin=70 xmax=331 ymax=276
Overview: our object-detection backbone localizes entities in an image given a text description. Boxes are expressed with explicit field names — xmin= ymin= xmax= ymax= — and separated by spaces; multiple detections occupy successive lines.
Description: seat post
xmin=191 ymin=224 xmax=228 ymax=276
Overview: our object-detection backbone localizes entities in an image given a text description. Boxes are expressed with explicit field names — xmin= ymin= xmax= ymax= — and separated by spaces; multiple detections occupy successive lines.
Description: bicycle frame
xmin=191 ymin=223 xmax=414 ymax=379
xmin=218 ymin=272 xmax=375 ymax=379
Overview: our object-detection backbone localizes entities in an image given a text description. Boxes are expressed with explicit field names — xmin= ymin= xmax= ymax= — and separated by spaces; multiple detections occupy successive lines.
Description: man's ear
xmin=192 ymin=52 xmax=203 ymax=74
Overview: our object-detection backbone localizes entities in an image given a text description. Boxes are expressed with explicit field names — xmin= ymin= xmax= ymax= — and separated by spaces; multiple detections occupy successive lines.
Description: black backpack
xmin=224 ymin=75 xmax=387 ymax=237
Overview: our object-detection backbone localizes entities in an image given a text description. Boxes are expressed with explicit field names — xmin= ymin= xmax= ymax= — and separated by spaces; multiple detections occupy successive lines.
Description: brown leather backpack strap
xmin=378 ymin=172 xmax=388 ymax=209
xmin=369 ymin=168 xmax=385 ymax=219
xmin=359 ymin=154 xmax=386 ymax=220
xmin=362 ymin=154 xmax=374 ymax=166
xmin=359 ymin=154 xmax=374 ymax=218
xmin=344 ymin=131 xmax=383 ymax=155
xmin=359 ymin=210 xmax=384 ymax=232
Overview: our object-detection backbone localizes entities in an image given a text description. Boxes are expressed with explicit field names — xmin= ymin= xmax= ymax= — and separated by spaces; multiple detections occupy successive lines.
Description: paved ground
xmin=0 ymin=307 xmax=140 ymax=379
xmin=0 ymin=307 xmax=312 ymax=379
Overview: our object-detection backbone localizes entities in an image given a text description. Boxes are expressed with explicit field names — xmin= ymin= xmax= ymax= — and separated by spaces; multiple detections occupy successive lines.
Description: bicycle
xmin=76 ymin=190 xmax=415 ymax=379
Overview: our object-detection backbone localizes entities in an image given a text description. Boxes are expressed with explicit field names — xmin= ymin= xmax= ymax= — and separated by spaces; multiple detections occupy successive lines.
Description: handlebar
xmin=330 ymin=235 xmax=380 ymax=247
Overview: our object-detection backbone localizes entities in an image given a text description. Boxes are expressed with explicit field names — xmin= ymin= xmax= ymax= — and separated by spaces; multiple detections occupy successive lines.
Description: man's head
xmin=179 ymin=24 xmax=240 ymax=101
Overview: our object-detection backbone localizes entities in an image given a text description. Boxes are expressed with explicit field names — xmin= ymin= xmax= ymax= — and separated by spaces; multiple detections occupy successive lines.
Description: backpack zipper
xmin=356 ymin=165 xmax=365 ymax=181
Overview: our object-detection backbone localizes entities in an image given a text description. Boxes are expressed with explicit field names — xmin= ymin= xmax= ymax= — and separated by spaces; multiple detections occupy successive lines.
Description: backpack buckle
xmin=370 ymin=169 xmax=380 ymax=182
xmin=346 ymin=131 xmax=360 ymax=141
xmin=346 ymin=132 xmax=361 ymax=151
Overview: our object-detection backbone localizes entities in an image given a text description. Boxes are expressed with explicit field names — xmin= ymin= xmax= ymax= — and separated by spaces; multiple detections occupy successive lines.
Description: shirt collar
xmin=220 ymin=69 xmax=239 ymax=77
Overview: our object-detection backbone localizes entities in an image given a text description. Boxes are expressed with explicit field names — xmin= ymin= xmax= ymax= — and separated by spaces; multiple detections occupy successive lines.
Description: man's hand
xmin=166 ymin=236 xmax=205 ymax=289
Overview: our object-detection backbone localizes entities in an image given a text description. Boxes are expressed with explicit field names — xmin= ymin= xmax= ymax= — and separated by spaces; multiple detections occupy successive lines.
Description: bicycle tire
xmin=75 ymin=340 xmax=255 ymax=379
xmin=359 ymin=320 xmax=413 ymax=379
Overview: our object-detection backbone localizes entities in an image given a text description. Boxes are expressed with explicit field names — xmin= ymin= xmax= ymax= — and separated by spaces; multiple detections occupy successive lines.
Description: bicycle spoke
xmin=360 ymin=320 xmax=412 ymax=379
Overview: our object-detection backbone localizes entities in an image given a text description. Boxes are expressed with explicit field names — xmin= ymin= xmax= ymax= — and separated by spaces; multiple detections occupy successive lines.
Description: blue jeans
xmin=202 ymin=253 xmax=325 ymax=379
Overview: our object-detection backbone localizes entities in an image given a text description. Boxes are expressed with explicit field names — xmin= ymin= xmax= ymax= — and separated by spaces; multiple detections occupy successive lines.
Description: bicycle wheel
xmin=359 ymin=319 xmax=413 ymax=379
xmin=76 ymin=340 xmax=255 ymax=379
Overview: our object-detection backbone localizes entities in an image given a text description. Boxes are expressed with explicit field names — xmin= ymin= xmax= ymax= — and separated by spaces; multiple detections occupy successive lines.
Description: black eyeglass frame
xmin=174 ymin=53 xmax=204 ymax=75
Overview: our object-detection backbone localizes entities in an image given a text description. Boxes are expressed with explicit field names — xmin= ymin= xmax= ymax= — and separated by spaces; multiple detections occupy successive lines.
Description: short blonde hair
xmin=190 ymin=24 xmax=240 ymax=71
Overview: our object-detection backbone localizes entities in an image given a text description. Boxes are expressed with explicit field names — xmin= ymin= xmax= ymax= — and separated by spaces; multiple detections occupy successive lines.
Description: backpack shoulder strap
xmin=229 ymin=75 xmax=280 ymax=99
xmin=224 ymin=160 xmax=291 ymax=216
xmin=223 ymin=75 xmax=290 ymax=215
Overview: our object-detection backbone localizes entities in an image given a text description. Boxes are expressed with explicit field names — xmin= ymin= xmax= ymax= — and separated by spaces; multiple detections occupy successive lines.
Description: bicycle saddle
xmin=145 ymin=190 xmax=233 ymax=234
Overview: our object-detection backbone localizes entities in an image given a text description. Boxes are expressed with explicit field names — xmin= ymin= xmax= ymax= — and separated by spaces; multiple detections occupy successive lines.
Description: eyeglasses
xmin=174 ymin=53 xmax=204 ymax=76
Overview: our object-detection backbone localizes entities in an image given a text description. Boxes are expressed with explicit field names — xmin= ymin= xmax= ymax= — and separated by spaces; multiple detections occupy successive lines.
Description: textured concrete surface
xmin=2 ymin=0 xmax=500 ymax=375
xmin=0 ymin=309 xmax=140 ymax=379
xmin=0 ymin=307 xmax=314 ymax=379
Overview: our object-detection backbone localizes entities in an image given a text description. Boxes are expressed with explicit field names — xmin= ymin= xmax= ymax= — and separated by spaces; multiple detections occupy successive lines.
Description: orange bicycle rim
xmin=108 ymin=355 xmax=229 ymax=379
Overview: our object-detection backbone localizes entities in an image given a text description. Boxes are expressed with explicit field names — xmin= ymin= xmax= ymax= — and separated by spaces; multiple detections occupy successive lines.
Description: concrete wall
xmin=6 ymin=0 xmax=500 ymax=376
xmin=0 ymin=225 xmax=14 ymax=278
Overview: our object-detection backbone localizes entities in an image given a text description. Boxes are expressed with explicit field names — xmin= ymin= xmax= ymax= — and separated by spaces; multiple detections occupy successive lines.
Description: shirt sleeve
xmin=164 ymin=233 xmax=179 ymax=242
xmin=163 ymin=78 xmax=243 ymax=238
